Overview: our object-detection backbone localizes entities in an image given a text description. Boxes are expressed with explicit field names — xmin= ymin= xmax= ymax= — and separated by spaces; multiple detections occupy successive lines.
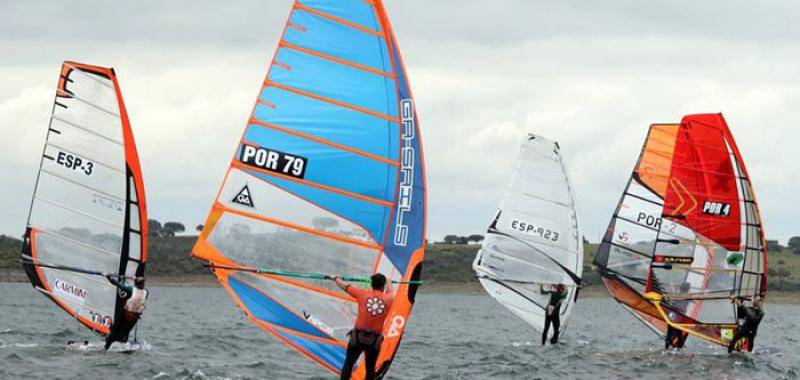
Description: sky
xmin=0 ymin=0 xmax=798 ymax=244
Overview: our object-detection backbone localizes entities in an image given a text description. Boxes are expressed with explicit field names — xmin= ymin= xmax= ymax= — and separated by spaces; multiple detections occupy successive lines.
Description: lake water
xmin=0 ymin=283 xmax=797 ymax=379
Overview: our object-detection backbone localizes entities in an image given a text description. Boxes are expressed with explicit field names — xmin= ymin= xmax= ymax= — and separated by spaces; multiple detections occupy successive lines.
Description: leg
xmin=550 ymin=314 xmax=561 ymax=344
xmin=363 ymin=343 xmax=379 ymax=380
xmin=542 ymin=314 xmax=552 ymax=346
xmin=664 ymin=327 xmax=674 ymax=350
xmin=677 ymin=331 xmax=688 ymax=348
xmin=340 ymin=342 xmax=364 ymax=380
xmin=747 ymin=332 xmax=755 ymax=352
xmin=728 ymin=330 xmax=746 ymax=353
xmin=118 ymin=319 xmax=137 ymax=343
xmin=105 ymin=327 xmax=122 ymax=350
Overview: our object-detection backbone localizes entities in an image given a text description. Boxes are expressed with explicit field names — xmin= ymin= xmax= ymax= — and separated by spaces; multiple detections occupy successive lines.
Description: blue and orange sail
xmin=192 ymin=0 xmax=426 ymax=377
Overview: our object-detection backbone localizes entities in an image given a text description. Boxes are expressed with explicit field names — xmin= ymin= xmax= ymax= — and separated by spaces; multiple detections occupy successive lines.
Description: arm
xmin=384 ymin=280 xmax=393 ymax=295
xmin=334 ymin=276 xmax=349 ymax=291
xmin=106 ymin=274 xmax=123 ymax=288
xmin=106 ymin=275 xmax=133 ymax=295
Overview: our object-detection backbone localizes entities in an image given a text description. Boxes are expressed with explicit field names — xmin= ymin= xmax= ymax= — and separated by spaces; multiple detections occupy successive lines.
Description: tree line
xmin=143 ymin=217 xmax=800 ymax=257
xmin=767 ymin=237 xmax=800 ymax=255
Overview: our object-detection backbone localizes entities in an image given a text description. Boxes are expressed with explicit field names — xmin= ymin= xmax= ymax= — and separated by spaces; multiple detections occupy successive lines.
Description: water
xmin=0 ymin=283 xmax=797 ymax=379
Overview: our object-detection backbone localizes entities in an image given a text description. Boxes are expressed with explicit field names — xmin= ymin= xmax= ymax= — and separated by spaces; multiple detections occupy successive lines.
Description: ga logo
xmin=232 ymin=184 xmax=255 ymax=208
xmin=386 ymin=315 xmax=405 ymax=338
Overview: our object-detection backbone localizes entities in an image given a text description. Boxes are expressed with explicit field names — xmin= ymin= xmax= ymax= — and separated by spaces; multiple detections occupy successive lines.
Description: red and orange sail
xmin=594 ymin=113 xmax=767 ymax=347
xmin=192 ymin=0 xmax=426 ymax=377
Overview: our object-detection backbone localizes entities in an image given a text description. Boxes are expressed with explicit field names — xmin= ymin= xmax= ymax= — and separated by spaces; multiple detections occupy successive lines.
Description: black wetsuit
xmin=542 ymin=288 xmax=567 ymax=345
xmin=341 ymin=329 xmax=381 ymax=380
xmin=104 ymin=277 xmax=142 ymax=350
xmin=728 ymin=305 xmax=764 ymax=353
xmin=665 ymin=299 xmax=689 ymax=349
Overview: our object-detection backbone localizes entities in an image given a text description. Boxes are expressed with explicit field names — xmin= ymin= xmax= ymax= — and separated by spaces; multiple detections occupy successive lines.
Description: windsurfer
xmin=665 ymin=282 xmax=690 ymax=349
xmin=334 ymin=273 xmax=394 ymax=380
xmin=104 ymin=275 xmax=148 ymax=350
xmin=728 ymin=298 xmax=764 ymax=353
xmin=541 ymin=283 xmax=568 ymax=345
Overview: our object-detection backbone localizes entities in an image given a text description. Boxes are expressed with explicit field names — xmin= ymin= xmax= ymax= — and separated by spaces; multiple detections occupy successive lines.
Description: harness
xmin=348 ymin=329 xmax=383 ymax=349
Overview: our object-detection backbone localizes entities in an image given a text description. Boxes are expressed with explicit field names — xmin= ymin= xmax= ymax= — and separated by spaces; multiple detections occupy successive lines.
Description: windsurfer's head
xmin=134 ymin=277 xmax=145 ymax=289
xmin=557 ymin=284 xmax=566 ymax=293
xmin=370 ymin=273 xmax=387 ymax=291
xmin=753 ymin=298 xmax=764 ymax=309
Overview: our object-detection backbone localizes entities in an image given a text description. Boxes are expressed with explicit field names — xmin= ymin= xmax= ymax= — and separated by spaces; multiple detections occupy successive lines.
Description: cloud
xmin=0 ymin=1 xmax=798 ymax=245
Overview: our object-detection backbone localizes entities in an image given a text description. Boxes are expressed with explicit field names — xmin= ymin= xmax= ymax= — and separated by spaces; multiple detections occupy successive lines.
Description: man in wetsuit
xmin=334 ymin=273 xmax=394 ymax=380
xmin=104 ymin=275 xmax=148 ymax=350
xmin=541 ymin=283 xmax=568 ymax=346
xmin=728 ymin=298 xmax=764 ymax=353
xmin=665 ymin=282 xmax=691 ymax=349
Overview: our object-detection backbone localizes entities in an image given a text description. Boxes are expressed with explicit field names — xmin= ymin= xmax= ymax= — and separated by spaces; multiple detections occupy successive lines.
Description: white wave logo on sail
xmin=53 ymin=279 xmax=88 ymax=305
xmin=394 ymin=99 xmax=415 ymax=247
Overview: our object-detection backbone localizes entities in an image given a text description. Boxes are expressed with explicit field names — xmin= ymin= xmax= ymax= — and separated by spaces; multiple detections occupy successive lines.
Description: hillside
xmin=1 ymin=234 xmax=798 ymax=291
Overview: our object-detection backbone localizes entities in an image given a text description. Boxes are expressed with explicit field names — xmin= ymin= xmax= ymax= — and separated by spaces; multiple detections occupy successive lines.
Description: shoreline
xmin=3 ymin=271 xmax=798 ymax=303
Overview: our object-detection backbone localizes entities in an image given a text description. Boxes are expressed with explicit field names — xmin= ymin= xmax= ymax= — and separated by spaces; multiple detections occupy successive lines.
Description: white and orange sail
xmin=21 ymin=62 xmax=148 ymax=336
xmin=192 ymin=0 xmax=426 ymax=377
xmin=594 ymin=114 xmax=767 ymax=348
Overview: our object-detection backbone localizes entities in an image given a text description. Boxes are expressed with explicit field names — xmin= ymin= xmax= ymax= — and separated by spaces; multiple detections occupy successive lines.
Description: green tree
xmin=788 ymin=236 xmax=800 ymax=250
xmin=195 ymin=224 xmax=204 ymax=232
xmin=162 ymin=222 xmax=186 ymax=237
xmin=766 ymin=239 xmax=784 ymax=252
xmin=148 ymin=219 xmax=163 ymax=238
xmin=467 ymin=234 xmax=485 ymax=243
xmin=443 ymin=235 xmax=459 ymax=244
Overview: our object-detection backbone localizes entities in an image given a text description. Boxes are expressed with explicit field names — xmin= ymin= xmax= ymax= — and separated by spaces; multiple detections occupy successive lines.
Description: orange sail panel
xmin=594 ymin=114 xmax=767 ymax=347
xmin=192 ymin=0 xmax=426 ymax=377
xmin=21 ymin=62 xmax=148 ymax=336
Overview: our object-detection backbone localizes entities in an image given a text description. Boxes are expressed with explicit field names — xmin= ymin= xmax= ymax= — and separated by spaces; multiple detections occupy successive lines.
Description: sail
xmin=21 ymin=62 xmax=148 ymax=336
xmin=473 ymin=134 xmax=582 ymax=333
xmin=192 ymin=0 xmax=426 ymax=377
xmin=594 ymin=113 xmax=767 ymax=346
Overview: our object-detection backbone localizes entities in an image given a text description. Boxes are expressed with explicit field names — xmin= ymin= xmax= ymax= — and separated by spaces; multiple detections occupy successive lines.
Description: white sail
xmin=473 ymin=134 xmax=582 ymax=333
xmin=22 ymin=62 xmax=147 ymax=335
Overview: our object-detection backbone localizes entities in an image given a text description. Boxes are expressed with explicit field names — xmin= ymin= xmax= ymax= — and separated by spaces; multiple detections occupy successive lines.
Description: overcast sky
xmin=1 ymin=0 xmax=798 ymax=244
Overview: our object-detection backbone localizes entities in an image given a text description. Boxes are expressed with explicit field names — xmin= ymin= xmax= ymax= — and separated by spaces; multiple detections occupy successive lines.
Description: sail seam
xmin=219 ymin=203 xmax=383 ymax=251
xmin=33 ymin=195 xmax=123 ymax=229
xmin=28 ymin=228 xmax=121 ymax=258
xmin=232 ymin=159 xmax=394 ymax=207
xmin=280 ymin=41 xmax=395 ymax=78
xmin=294 ymin=4 xmax=385 ymax=38
xmin=248 ymin=118 xmax=399 ymax=166
xmin=56 ymin=90 xmax=119 ymax=117
xmin=64 ymin=63 xmax=115 ymax=89
xmin=265 ymin=81 xmax=399 ymax=122
xmin=45 ymin=142 xmax=125 ymax=175
xmin=51 ymin=116 xmax=124 ymax=145
xmin=39 ymin=168 xmax=124 ymax=202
